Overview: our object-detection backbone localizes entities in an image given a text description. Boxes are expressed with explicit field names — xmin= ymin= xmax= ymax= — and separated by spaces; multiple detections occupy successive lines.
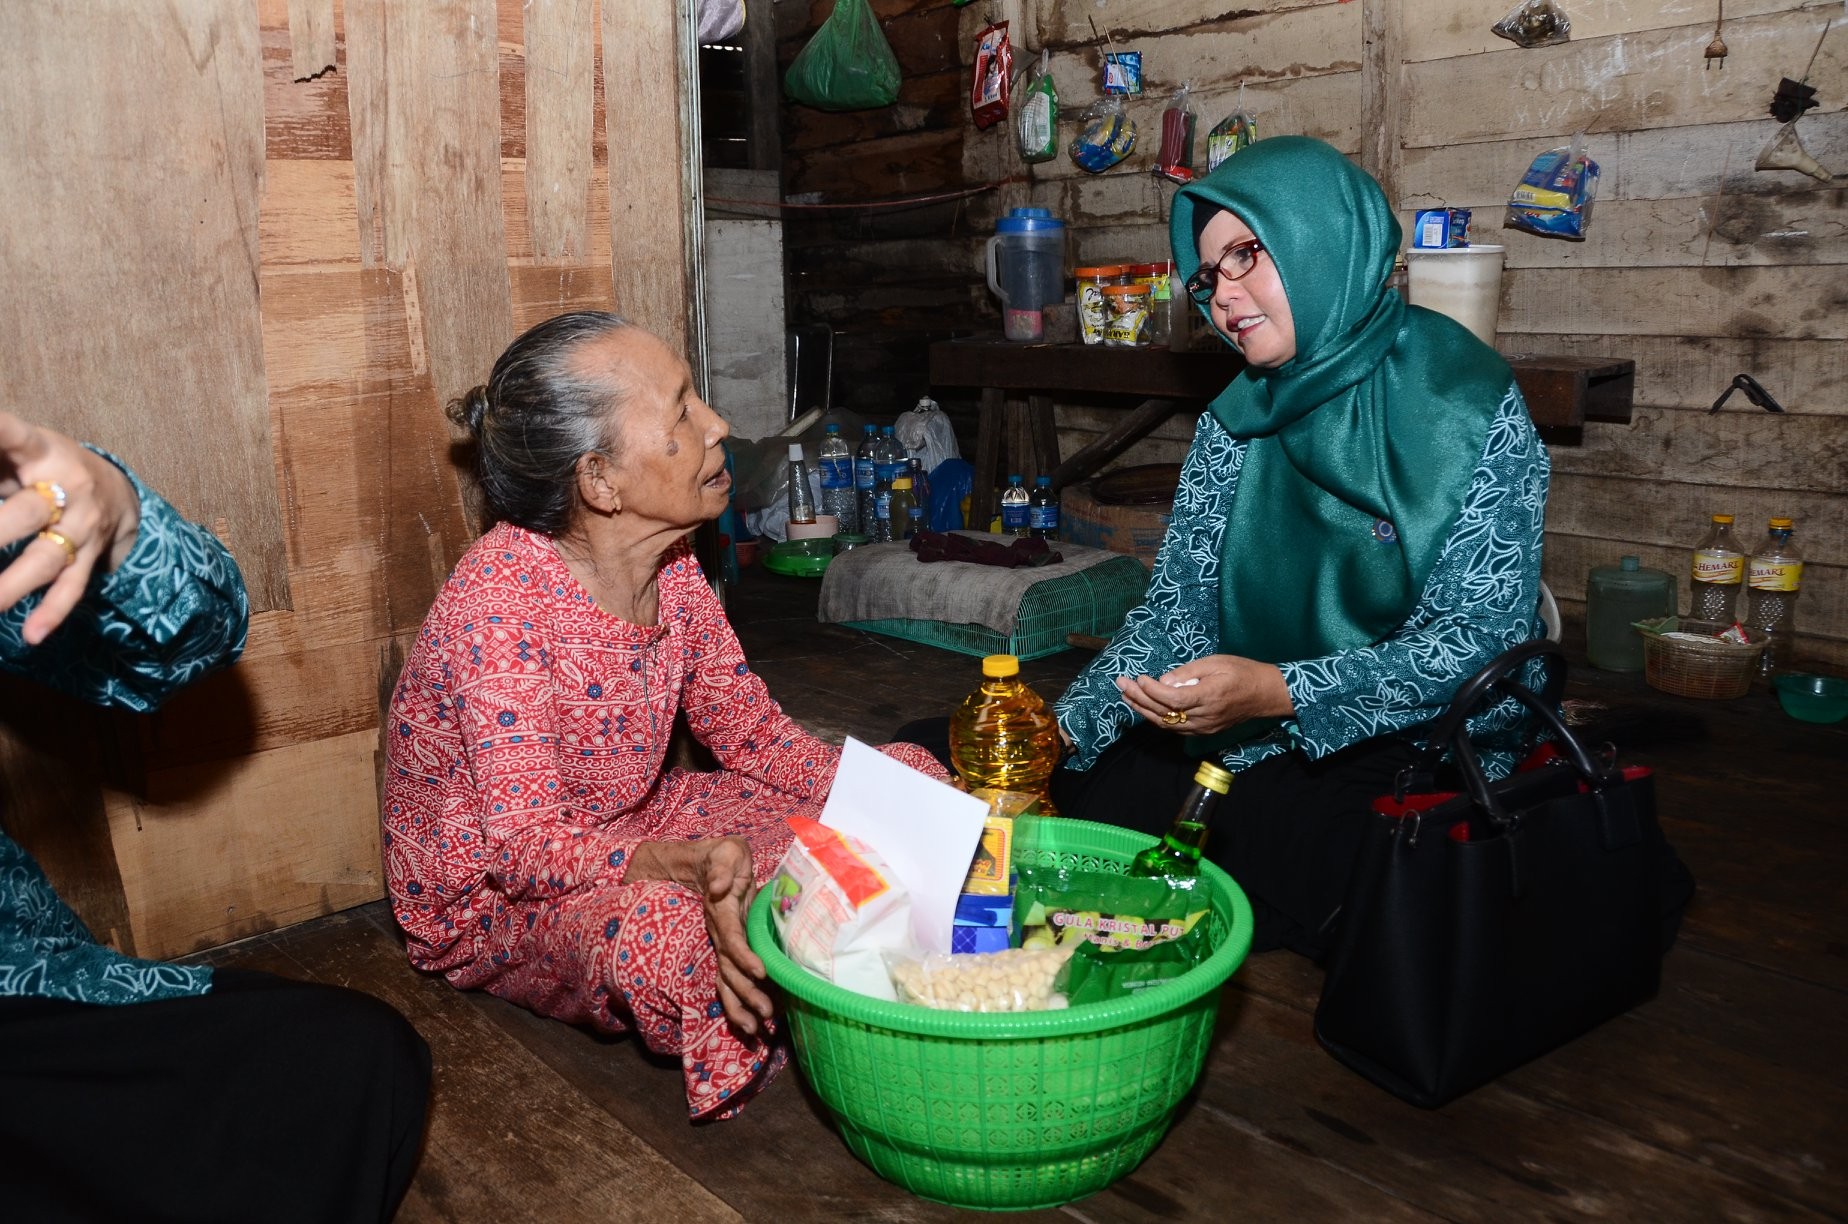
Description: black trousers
xmin=894 ymin=718 xmax=1420 ymax=959
xmin=0 ymin=968 xmax=431 ymax=1223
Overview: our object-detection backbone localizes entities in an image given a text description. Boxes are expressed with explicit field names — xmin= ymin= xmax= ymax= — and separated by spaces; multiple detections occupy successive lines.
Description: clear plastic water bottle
xmin=1000 ymin=474 xmax=1030 ymax=537
xmin=817 ymin=423 xmax=858 ymax=533
xmin=785 ymin=443 xmax=816 ymax=526
xmin=854 ymin=424 xmax=879 ymax=534
xmin=1029 ymin=476 xmax=1060 ymax=541
xmin=875 ymin=425 xmax=907 ymax=495
xmin=948 ymin=654 xmax=1061 ymax=810
xmin=1746 ymin=516 xmax=1804 ymax=676
xmin=1689 ymin=513 xmax=1745 ymax=622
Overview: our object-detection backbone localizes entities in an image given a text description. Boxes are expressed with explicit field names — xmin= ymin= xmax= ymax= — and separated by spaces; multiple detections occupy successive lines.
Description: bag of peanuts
xmin=1014 ymin=865 xmax=1212 ymax=1006
xmin=885 ymin=945 xmax=1073 ymax=1013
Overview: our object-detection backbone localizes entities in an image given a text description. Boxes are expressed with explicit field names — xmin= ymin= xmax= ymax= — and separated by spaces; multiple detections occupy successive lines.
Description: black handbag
xmin=1313 ymin=639 xmax=1692 ymax=1108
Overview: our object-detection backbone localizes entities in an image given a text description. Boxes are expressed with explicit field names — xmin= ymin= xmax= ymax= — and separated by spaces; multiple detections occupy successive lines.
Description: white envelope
xmin=819 ymin=737 xmax=989 ymax=955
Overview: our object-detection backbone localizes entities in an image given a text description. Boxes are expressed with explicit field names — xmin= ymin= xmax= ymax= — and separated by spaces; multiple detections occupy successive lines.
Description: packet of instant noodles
xmin=970 ymin=22 xmax=1012 ymax=130
xmin=1504 ymin=134 xmax=1599 ymax=240
xmin=1014 ymin=864 xmax=1210 ymax=1005
xmin=772 ymin=818 xmax=911 ymax=1001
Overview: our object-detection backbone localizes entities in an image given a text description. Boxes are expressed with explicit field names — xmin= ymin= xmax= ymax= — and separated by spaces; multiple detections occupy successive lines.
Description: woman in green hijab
xmin=1050 ymin=137 xmax=1550 ymax=956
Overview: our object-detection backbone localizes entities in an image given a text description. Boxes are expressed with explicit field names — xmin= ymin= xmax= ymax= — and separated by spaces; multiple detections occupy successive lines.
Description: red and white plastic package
xmin=970 ymin=22 xmax=1013 ymax=130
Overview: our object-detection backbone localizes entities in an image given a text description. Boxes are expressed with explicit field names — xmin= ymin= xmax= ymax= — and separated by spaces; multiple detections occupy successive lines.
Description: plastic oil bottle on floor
xmin=1689 ymin=513 xmax=1745 ymax=622
xmin=948 ymin=654 xmax=1061 ymax=811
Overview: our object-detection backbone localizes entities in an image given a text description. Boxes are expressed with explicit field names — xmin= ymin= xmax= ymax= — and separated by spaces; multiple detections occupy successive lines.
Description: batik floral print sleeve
xmin=0 ymin=449 xmax=248 ymax=1004
xmin=1056 ymin=385 xmax=1548 ymax=781
xmin=1055 ymin=419 xmax=1241 ymax=770
xmin=1276 ymin=384 xmax=1550 ymax=775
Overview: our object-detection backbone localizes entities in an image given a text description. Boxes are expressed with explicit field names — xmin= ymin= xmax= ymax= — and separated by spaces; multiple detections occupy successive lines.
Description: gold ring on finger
xmin=39 ymin=528 xmax=77 ymax=567
xmin=29 ymin=481 xmax=68 ymax=526
xmin=1162 ymin=709 xmax=1186 ymax=726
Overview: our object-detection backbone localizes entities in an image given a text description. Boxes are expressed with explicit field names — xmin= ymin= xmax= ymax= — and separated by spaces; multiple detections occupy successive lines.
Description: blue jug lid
xmin=996 ymin=207 xmax=1065 ymax=233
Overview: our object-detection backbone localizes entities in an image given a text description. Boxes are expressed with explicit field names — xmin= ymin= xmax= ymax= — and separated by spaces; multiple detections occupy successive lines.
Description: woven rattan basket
xmin=1634 ymin=616 xmax=1767 ymax=699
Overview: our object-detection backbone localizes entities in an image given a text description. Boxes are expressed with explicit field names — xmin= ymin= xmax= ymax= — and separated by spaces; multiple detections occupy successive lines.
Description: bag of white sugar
xmin=770 ymin=817 xmax=912 ymax=1000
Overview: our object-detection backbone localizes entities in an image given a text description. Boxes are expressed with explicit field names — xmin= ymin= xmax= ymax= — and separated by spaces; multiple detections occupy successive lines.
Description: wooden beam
xmin=522 ymin=0 xmax=597 ymax=262
xmin=740 ymin=0 xmax=781 ymax=174
xmin=1051 ymin=398 xmax=1182 ymax=489
xmin=1360 ymin=0 xmax=1403 ymax=206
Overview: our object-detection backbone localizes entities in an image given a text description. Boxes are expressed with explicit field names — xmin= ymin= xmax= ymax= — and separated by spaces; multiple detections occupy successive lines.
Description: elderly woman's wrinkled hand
xmin=1115 ymin=653 xmax=1294 ymax=736
xmin=692 ymin=837 xmax=775 ymax=1036
xmin=0 ymin=412 xmax=141 ymax=645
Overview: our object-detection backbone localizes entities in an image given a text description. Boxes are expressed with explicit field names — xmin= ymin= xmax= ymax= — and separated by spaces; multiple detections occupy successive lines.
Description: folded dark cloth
xmin=910 ymin=530 xmax=1062 ymax=568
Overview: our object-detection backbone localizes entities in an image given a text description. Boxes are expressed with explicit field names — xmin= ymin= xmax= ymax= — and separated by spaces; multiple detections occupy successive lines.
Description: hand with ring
xmin=1116 ymin=653 xmax=1295 ymax=736
xmin=0 ymin=411 xmax=142 ymax=645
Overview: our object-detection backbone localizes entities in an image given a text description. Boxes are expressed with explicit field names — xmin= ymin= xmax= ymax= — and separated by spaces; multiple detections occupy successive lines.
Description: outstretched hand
xmin=0 ymin=412 xmax=140 ymax=644
xmin=1115 ymin=653 xmax=1293 ymax=736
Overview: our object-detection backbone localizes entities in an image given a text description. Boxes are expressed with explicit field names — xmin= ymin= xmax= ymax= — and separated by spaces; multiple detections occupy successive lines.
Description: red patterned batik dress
xmin=383 ymin=523 xmax=942 ymax=1118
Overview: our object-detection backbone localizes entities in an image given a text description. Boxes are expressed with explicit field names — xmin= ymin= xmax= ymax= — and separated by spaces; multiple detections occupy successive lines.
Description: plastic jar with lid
xmin=1101 ymin=283 xmax=1152 ymax=347
xmin=1074 ymin=264 xmax=1131 ymax=346
xmin=1130 ymin=261 xmax=1174 ymax=346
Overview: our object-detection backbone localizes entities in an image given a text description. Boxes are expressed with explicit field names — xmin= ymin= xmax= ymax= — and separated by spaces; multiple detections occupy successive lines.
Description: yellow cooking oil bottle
xmin=948 ymin=654 xmax=1061 ymax=813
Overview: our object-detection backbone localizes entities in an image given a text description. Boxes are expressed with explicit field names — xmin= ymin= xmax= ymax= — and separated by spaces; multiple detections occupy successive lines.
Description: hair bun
xmin=449 ymin=386 xmax=491 ymax=436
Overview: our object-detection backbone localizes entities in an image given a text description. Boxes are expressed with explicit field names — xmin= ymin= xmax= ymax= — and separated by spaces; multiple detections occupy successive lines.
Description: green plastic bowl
xmin=746 ymin=819 xmax=1254 ymax=1211
xmin=1774 ymin=673 xmax=1848 ymax=724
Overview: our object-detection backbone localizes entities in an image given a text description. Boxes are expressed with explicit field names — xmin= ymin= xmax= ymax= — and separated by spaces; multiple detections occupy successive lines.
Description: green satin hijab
xmin=1169 ymin=136 xmax=1511 ymax=669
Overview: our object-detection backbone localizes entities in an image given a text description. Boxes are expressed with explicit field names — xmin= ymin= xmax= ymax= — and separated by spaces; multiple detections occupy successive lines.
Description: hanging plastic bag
xmin=1016 ymin=50 xmax=1059 ymax=163
xmin=970 ymin=22 xmax=1013 ymax=130
xmin=1070 ymin=95 xmax=1137 ymax=173
xmin=1504 ymin=132 xmax=1599 ymax=240
xmin=1154 ymin=83 xmax=1198 ymax=183
xmin=783 ymin=0 xmax=902 ymax=112
xmin=1206 ymin=84 xmax=1258 ymax=172
xmin=1491 ymin=0 xmax=1571 ymax=49
xmin=894 ymin=397 xmax=960 ymax=475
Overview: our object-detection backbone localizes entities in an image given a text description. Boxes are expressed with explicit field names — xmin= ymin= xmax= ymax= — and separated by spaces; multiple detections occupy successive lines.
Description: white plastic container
xmin=1405 ymin=245 xmax=1504 ymax=346
xmin=985 ymin=208 xmax=1066 ymax=342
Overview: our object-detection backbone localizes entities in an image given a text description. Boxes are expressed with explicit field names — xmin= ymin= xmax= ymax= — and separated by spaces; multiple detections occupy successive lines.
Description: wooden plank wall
xmin=0 ymin=0 xmax=694 ymax=959
xmin=935 ymin=0 xmax=1845 ymax=662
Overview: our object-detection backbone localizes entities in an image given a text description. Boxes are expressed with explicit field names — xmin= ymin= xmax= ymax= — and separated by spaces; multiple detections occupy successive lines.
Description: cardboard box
xmin=1061 ymin=481 xmax=1173 ymax=570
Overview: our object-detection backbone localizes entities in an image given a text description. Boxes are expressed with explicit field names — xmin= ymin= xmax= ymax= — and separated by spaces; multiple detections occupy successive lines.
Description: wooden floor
xmin=197 ymin=571 xmax=1848 ymax=1223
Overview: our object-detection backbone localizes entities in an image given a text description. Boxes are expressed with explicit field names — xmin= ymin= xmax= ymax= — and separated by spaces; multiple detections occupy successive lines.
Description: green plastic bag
xmin=1014 ymin=864 xmax=1211 ymax=1006
xmin=784 ymin=0 xmax=901 ymax=112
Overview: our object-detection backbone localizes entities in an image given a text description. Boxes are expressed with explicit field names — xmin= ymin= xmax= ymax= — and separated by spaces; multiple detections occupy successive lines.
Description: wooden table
xmin=929 ymin=339 xmax=1635 ymax=527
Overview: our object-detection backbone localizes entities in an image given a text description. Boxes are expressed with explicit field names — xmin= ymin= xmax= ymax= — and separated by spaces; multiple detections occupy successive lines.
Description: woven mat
xmin=817 ymin=532 xmax=1129 ymax=636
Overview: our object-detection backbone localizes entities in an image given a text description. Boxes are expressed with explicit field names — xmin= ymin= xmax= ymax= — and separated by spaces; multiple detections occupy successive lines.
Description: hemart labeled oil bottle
xmin=1130 ymin=761 xmax=1234 ymax=880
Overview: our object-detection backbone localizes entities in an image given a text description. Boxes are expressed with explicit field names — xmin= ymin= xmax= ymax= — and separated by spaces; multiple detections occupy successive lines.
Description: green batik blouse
xmin=1056 ymin=385 xmax=1550 ymax=778
xmin=0 ymin=449 xmax=248 ymax=1003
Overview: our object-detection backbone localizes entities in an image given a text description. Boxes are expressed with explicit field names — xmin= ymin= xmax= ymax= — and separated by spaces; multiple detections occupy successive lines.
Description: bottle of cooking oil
xmin=1745 ymin=516 xmax=1803 ymax=676
xmin=1130 ymin=761 xmax=1233 ymax=880
xmin=948 ymin=654 xmax=1061 ymax=810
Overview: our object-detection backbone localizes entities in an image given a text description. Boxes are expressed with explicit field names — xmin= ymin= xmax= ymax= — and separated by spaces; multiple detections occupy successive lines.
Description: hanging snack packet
xmin=1070 ymin=96 xmax=1137 ymax=174
xmin=1154 ymin=84 xmax=1198 ymax=184
xmin=1206 ymin=110 xmax=1257 ymax=172
xmin=1504 ymin=133 xmax=1599 ymax=240
xmin=783 ymin=0 xmax=902 ymax=112
xmin=1102 ymin=50 xmax=1143 ymax=96
xmin=1014 ymin=864 xmax=1211 ymax=1005
xmin=1491 ymin=0 xmax=1572 ymax=48
xmin=772 ymin=818 xmax=912 ymax=1001
xmin=970 ymin=22 xmax=1013 ymax=130
xmin=1016 ymin=50 xmax=1059 ymax=163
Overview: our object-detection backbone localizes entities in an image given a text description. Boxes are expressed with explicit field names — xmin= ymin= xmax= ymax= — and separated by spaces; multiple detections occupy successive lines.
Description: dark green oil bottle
xmin=1130 ymin=761 xmax=1234 ymax=879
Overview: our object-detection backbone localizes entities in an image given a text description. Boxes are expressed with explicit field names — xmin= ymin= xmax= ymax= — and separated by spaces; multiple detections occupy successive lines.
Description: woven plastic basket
xmin=746 ymin=819 xmax=1253 ymax=1211
xmin=1634 ymin=616 xmax=1767 ymax=699
xmin=845 ymin=554 xmax=1150 ymax=661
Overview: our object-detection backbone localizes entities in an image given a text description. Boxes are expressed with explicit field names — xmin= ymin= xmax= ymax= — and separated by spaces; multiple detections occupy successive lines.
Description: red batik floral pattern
xmin=383 ymin=523 xmax=941 ymax=1118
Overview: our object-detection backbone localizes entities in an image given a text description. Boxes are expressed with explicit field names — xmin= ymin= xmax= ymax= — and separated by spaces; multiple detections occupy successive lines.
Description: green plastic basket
xmin=746 ymin=819 xmax=1254 ymax=1211
xmin=844 ymin=554 xmax=1150 ymax=661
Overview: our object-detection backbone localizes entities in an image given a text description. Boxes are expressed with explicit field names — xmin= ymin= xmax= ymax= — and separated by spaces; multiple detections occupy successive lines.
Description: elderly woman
xmin=383 ymin=312 xmax=941 ymax=1120
xmin=1050 ymin=138 xmax=1550 ymax=957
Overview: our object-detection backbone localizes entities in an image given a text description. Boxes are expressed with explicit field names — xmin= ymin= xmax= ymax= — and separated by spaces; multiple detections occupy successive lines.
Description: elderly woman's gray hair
xmin=448 ymin=311 xmax=633 ymax=535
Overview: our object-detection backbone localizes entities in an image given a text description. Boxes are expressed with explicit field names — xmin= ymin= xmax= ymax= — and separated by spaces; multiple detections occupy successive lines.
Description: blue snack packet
xmin=1413 ymin=207 xmax=1472 ymax=248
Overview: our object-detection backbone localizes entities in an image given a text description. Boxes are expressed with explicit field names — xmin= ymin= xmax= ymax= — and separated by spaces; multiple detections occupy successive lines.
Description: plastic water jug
xmin=985 ymin=208 xmax=1066 ymax=342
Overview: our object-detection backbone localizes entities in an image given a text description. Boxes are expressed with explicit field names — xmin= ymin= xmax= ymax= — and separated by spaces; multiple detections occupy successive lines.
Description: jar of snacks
xmin=1074 ymin=264 xmax=1131 ymax=346
xmin=1101 ymin=283 xmax=1151 ymax=347
xmin=1130 ymin=261 xmax=1174 ymax=346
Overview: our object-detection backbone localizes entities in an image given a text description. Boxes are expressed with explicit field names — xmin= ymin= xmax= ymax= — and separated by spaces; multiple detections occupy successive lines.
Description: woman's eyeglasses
xmin=1185 ymin=239 xmax=1267 ymax=303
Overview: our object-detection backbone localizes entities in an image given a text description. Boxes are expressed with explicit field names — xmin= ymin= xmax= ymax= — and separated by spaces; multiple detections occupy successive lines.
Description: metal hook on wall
xmin=1708 ymin=373 xmax=1786 ymax=414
